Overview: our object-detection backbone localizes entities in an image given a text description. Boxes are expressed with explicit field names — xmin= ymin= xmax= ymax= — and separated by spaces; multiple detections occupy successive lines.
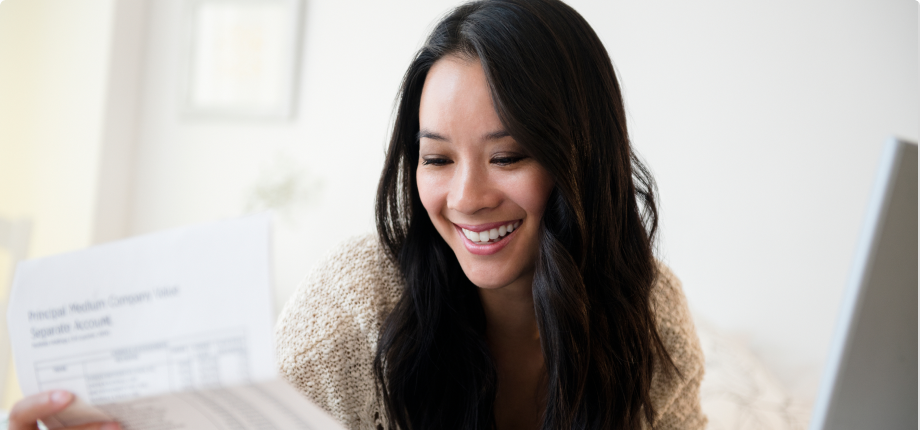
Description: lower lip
xmin=455 ymin=224 xmax=518 ymax=256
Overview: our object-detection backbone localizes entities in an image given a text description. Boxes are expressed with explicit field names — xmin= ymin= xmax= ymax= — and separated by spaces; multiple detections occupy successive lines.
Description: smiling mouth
xmin=459 ymin=220 xmax=521 ymax=244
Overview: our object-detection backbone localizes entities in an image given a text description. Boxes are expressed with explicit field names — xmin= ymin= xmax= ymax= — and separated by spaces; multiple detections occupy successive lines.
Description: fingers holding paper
xmin=8 ymin=391 xmax=121 ymax=430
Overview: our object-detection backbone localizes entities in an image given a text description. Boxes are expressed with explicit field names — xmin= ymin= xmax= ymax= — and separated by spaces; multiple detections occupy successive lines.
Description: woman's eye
xmin=422 ymin=157 xmax=451 ymax=166
xmin=491 ymin=155 xmax=525 ymax=166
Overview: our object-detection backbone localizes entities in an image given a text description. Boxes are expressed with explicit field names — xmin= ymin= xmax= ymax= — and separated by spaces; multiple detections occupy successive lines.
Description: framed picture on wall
xmin=181 ymin=0 xmax=303 ymax=120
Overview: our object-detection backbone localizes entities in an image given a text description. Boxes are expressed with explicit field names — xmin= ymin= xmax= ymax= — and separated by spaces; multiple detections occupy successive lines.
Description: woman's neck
xmin=478 ymin=275 xmax=546 ymax=430
xmin=478 ymin=274 xmax=540 ymax=343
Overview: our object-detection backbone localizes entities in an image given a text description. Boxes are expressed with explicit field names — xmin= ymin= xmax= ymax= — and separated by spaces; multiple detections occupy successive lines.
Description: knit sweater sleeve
xmin=274 ymin=234 xmax=402 ymax=430
xmin=646 ymin=264 xmax=708 ymax=429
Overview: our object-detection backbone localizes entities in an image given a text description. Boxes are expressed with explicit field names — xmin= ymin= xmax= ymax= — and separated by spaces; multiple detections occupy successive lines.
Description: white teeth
xmin=460 ymin=221 xmax=520 ymax=244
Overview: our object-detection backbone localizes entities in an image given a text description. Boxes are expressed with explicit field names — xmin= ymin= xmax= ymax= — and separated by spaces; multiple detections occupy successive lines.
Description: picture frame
xmin=180 ymin=0 xmax=303 ymax=120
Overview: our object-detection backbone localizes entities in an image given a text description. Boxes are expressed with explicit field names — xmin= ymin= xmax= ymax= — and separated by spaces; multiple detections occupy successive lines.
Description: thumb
xmin=9 ymin=391 xmax=74 ymax=429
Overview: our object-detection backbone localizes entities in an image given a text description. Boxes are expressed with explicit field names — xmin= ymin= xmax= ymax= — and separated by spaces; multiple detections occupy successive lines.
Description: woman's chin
xmin=457 ymin=262 xmax=533 ymax=292
xmin=467 ymin=277 xmax=510 ymax=290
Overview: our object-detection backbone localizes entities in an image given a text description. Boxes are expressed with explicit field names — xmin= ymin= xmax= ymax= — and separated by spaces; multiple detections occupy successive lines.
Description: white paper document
xmin=8 ymin=215 xmax=344 ymax=429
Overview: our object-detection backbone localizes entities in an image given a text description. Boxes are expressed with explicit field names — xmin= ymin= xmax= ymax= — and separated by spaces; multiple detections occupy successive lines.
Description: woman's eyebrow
xmin=484 ymin=130 xmax=511 ymax=140
xmin=418 ymin=129 xmax=448 ymax=141
xmin=417 ymin=129 xmax=510 ymax=141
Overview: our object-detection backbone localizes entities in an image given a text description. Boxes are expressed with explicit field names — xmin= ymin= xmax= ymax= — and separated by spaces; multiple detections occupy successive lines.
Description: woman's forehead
xmin=419 ymin=56 xmax=503 ymax=139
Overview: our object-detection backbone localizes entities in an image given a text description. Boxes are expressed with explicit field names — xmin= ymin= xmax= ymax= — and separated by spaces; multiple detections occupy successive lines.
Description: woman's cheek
xmin=416 ymin=170 xmax=443 ymax=217
xmin=506 ymin=167 xmax=554 ymax=219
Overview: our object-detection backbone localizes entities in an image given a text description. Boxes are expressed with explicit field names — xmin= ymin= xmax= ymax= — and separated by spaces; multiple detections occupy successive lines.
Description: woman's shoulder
xmin=649 ymin=263 xmax=703 ymax=370
xmin=278 ymin=233 xmax=403 ymax=329
xmin=646 ymin=262 xmax=708 ymax=429
xmin=274 ymin=233 xmax=402 ymax=429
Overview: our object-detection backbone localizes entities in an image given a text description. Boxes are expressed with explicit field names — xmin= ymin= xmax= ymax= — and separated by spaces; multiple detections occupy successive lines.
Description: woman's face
xmin=416 ymin=56 xmax=554 ymax=291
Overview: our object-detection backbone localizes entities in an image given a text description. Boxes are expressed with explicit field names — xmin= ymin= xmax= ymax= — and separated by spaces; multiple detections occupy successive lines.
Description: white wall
xmin=42 ymin=0 xmax=919 ymax=408
xmin=0 ymin=0 xmax=116 ymax=258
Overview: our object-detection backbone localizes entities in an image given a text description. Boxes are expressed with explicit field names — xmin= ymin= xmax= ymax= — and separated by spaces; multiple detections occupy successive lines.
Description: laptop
xmin=809 ymin=138 xmax=918 ymax=429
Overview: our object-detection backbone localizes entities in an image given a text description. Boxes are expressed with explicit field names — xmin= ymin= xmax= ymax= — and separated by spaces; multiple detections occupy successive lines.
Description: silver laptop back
xmin=810 ymin=138 xmax=918 ymax=430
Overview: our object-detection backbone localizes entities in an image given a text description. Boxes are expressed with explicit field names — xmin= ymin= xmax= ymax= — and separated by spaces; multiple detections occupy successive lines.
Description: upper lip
xmin=452 ymin=220 xmax=520 ymax=232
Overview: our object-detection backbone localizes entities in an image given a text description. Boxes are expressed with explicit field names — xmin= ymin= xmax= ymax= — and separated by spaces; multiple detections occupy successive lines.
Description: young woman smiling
xmin=276 ymin=1 xmax=706 ymax=429
xmin=4 ymin=1 xmax=703 ymax=430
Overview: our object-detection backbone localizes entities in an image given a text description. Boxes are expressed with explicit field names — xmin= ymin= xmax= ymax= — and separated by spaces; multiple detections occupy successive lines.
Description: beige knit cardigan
xmin=275 ymin=234 xmax=707 ymax=429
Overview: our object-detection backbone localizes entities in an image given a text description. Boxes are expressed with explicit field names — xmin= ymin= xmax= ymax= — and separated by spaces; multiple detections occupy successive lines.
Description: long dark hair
xmin=374 ymin=0 xmax=676 ymax=428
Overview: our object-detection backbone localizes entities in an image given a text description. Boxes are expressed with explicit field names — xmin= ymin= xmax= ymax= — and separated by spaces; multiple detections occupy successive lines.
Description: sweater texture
xmin=275 ymin=234 xmax=707 ymax=429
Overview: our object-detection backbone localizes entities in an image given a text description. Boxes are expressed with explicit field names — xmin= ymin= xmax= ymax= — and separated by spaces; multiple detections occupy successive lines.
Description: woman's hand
xmin=8 ymin=391 xmax=121 ymax=430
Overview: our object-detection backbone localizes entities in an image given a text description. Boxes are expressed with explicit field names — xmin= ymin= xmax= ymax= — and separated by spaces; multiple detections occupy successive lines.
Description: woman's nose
xmin=447 ymin=162 xmax=501 ymax=215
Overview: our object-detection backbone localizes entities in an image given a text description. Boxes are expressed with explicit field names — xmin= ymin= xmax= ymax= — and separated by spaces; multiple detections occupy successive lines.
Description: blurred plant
xmin=244 ymin=152 xmax=322 ymax=223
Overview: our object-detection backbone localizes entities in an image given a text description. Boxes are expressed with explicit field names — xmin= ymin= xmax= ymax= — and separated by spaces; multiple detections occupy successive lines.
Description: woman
xmin=10 ymin=1 xmax=705 ymax=429
xmin=276 ymin=1 xmax=705 ymax=429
